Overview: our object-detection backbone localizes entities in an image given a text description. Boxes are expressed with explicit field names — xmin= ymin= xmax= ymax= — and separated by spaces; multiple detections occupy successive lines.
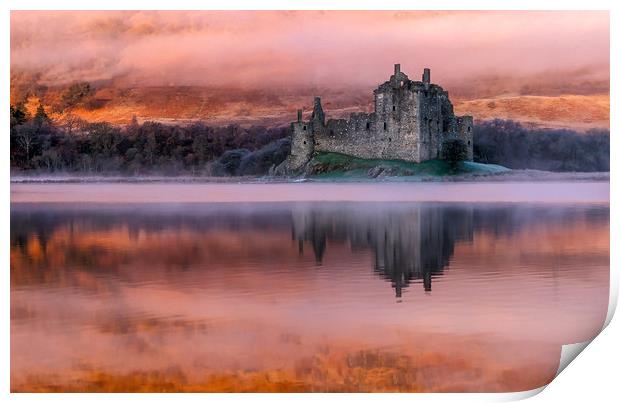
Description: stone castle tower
xmin=277 ymin=64 xmax=473 ymax=173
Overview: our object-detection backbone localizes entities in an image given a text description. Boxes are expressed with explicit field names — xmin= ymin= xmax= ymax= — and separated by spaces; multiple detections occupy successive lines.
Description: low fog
xmin=11 ymin=11 xmax=609 ymax=97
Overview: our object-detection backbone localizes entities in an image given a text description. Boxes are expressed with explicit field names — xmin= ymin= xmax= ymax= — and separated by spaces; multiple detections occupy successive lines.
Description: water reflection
xmin=11 ymin=202 xmax=608 ymax=298
xmin=10 ymin=201 xmax=610 ymax=392
xmin=291 ymin=205 xmax=474 ymax=296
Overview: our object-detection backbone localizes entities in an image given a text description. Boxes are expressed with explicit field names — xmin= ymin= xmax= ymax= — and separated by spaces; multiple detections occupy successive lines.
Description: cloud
xmin=10 ymin=11 xmax=609 ymax=96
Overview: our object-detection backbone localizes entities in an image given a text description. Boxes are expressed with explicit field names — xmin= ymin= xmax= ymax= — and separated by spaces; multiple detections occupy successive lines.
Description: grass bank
xmin=307 ymin=152 xmax=509 ymax=180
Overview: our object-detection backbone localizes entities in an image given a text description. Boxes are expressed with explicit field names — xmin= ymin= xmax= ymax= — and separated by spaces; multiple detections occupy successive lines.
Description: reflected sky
xmin=10 ymin=201 xmax=609 ymax=392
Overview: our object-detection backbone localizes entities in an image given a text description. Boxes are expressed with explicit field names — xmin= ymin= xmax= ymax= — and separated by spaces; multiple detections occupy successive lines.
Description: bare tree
xmin=15 ymin=124 xmax=37 ymax=167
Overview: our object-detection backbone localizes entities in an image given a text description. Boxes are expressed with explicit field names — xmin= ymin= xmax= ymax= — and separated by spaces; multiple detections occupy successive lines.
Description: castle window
xmin=468 ymin=140 xmax=471 ymax=145
xmin=392 ymin=106 xmax=396 ymax=112
xmin=383 ymin=122 xmax=387 ymax=131
xmin=468 ymin=127 xmax=471 ymax=133
xmin=303 ymin=126 xmax=306 ymax=131
xmin=303 ymin=141 xmax=306 ymax=145
xmin=366 ymin=122 xmax=370 ymax=130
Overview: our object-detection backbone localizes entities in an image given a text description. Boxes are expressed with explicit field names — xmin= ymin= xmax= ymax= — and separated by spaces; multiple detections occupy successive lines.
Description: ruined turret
xmin=311 ymin=97 xmax=325 ymax=126
xmin=422 ymin=68 xmax=431 ymax=89
xmin=389 ymin=63 xmax=409 ymax=88
xmin=273 ymin=106 xmax=314 ymax=175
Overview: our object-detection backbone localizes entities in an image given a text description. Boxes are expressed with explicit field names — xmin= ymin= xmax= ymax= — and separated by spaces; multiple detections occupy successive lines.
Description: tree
xmin=62 ymin=113 xmax=86 ymax=136
xmin=192 ymin=133 xmax=212 ymax=163
xmin=60 ymin=82 xmax=93 ymax=111
xmin=238 ymin=138 xmax=291 ymax=175
xmin=88 ymin=122 xmax=121 ymax=157
xmin=33 ymin=103 xmax=50 ymax=128
xmin=441 ymin=138 xmax=468 ymax=171
xmin=144 ymin=133 xmax=159 ymax=166
xmin=12 ymin=123 xmax=38 ymax=167
xmin=10 ymin=104 xmax=28 ymax=128
xmin=212 ymin=149 xmax=250 ymax=176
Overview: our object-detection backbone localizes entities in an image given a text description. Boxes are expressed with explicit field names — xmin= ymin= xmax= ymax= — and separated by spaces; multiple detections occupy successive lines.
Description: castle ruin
xmin=277 ymin=64 xmax=473 ymax=173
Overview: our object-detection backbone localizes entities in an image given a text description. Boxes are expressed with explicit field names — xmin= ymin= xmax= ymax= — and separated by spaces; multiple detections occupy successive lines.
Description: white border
xmin=4 ymin=0 xmax=617 ymax=11
xmin=2 ymin=1 xmax=616 ymax=402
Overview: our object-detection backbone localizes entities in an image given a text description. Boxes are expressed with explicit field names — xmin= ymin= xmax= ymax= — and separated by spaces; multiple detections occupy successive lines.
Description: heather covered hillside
xmin=10 ymin=76 xmax=610 ymax=130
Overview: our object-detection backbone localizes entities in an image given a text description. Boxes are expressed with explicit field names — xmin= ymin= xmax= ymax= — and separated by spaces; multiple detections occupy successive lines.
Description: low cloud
xmin=11 ymin=11 xmax=609 ymax=97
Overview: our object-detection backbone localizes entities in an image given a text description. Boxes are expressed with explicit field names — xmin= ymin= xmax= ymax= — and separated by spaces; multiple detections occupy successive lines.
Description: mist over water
xmin=9 ymin=181 xmax=610 ymax=203
xmin=10 ymin=195 xmax=609 ymax=392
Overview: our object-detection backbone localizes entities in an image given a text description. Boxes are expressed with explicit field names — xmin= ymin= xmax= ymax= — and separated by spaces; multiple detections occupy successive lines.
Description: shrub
xmin=441 ymin=138 xmax=468 ymax=170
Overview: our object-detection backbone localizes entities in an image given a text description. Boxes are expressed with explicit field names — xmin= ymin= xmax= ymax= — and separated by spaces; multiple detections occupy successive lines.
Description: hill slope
xmin=16 ymin=84 xmax=609 ymax=131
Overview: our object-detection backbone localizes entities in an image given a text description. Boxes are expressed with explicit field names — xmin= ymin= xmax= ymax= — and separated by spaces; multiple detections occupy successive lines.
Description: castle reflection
xmin=291 ymin=205 xmax=473 ymax=296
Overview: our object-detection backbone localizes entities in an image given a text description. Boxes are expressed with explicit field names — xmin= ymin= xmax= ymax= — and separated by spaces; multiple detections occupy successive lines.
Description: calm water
xmin=10 ymin=183 xmax=609 ymax=392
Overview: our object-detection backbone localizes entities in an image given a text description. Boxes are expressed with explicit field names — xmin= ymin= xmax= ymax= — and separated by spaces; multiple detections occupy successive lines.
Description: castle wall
xmin=314 ymin=108 xmax=421 ymax=162
xmin=314 ymin=115 xmax=374 ymax=159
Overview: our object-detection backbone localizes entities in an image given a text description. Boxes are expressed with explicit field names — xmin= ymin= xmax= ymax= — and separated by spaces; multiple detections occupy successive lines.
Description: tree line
xmin=10 ymin=103 xmax=290 ymax=176
xmin=10 ymin=103 xmax=610 ymax=176
xmin=474 ymin=119 xmax=609 ymax=172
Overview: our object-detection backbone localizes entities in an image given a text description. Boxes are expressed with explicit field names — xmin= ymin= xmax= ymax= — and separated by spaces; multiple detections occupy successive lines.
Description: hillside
xmin=453 ymin=94 xmax=609 ymax=131
xmin=15 ymin=84 xmax=609 ymax=131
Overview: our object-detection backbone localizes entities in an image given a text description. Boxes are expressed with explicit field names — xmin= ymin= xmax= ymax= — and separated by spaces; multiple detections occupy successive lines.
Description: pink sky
xmin=11 ymin=11 xmax=610 ymax=96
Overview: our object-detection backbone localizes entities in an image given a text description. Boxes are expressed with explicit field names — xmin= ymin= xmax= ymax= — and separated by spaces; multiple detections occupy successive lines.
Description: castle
xmin=277 ymin=64 xmax=473 ymax=173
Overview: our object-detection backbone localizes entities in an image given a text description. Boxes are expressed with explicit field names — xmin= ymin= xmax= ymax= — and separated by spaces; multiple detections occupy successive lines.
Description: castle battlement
xmin=278 ymin=64 xmax=473 ymax=173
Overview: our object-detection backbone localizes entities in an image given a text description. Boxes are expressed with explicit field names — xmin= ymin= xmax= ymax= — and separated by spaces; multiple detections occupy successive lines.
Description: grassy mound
xmin=307 ymin=152 xmax=509 ymax=179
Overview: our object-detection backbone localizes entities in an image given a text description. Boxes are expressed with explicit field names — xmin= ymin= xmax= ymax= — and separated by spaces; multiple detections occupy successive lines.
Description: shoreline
xmin=9 ymin=170 xmax=610 ymax=184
